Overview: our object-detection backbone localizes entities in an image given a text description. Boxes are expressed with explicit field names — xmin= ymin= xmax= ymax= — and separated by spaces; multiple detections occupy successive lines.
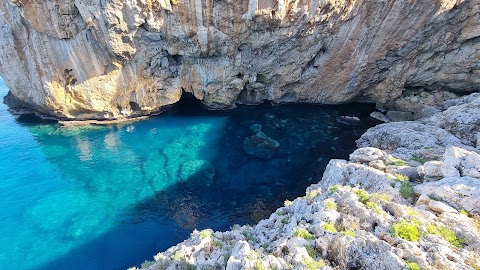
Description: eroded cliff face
xmin=0 ymin=0 xmax=479 ymax=119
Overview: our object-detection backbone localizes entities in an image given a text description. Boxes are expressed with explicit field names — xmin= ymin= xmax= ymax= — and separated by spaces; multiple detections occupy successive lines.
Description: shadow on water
xmin=5 ymin=96 xmax=377 ymax=270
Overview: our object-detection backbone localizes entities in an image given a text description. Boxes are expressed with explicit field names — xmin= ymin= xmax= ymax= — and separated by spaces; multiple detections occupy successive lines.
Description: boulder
xmin=414 ymin=176 xmax=480 ymax=215
xmin=243 ymin=132 xmax=280 ymax=159
xmin=441 ymin=146 xmax=480 ymax=178
xmin=350 ymin=147 xmax=387 ymax=163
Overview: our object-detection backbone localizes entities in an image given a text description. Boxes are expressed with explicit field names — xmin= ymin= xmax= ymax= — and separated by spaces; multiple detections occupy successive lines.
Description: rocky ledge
xmin=129 ymin=93 xmax=480 ymax=269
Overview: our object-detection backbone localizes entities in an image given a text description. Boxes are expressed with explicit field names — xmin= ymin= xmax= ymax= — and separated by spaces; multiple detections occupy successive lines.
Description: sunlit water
xmin=0 ymin=78 xmax=375 ymax=269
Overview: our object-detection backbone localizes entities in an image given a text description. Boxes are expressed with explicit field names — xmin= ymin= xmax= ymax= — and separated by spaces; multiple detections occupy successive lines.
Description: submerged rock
xmin=180 ymin=160 xmax=215 ymax=188
xmin=243 ymin=132 xmax=280 ymax=159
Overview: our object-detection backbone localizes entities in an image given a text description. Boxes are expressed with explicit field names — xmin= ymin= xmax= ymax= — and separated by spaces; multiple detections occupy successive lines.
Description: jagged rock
xmin=441 ymin=146 xmax=480 ymax=178
xmin=370 ymin=111 xmax=391 ymax=123
xmin=369 ymin=160 xmax=386 ymax=171
xmin=428 ymin=200 xmax=457 ymax=214
xmin=414 ymin=176 xmax=480 ymax=215
xmin=386 ymin=111 xmax=414 ymax=122
xmin=350 ymin=147 xmax=387 ymax=163
xmin=243 ymin=132 xmax=280 ymax=159
xmin=416 ymin=194 xmax=431 ymax=206
xmin=1 ymin=1 xmax=479 ymax=120
xmin=417 ymin=161 xmax=443 ymax=180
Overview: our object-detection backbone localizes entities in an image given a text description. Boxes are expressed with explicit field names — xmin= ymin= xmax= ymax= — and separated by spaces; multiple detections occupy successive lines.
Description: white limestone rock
xmin=349 ymin=147 xmax=387 ymax=163
xmin=441 ymin=146 xmax=480 ymax=178
xmin=414 ymin=176 xmax=480 ymax=215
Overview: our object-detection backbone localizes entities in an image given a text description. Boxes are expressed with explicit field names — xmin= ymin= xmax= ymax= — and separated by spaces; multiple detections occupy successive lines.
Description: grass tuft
xmin=406 ymin=260 xmax=421 ymax=270
xmin=354 ymin=189 xmax=370 ymax=204
xmin=293 ymin=228 xmax=315 ymax=239
xmin=322 ymin=223 xmax=337 ymax=233
xmin=304 ymin=257 xmax=325 ymax=270
xmin=400 ymin=181 xmax=415 ymax=199
xmin=388 ymin=157 xmax=409 ymax=166
xmin=323 ymin=199 xmax=337 ymax=211
xmin=427 ymin=224 xmax=465 ymax=248
xmin=340 ymin=230 xmax=356 ymax=237
xmin=391 ymin=219 xmax=421 ymax=241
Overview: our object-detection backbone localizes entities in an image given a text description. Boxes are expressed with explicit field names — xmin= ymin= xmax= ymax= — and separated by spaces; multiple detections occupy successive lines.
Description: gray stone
xmin=386 ymin=111 xmax=414 ymax=122
xmin=243 ymin=132 xmax=280 ymax=159
xmin=370 ymin=112 xmax=391 ymax=123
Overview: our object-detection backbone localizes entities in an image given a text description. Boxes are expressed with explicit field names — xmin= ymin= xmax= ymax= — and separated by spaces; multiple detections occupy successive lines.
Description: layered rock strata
xmin=1 ymin=0 xmax=479 ymax=119
xmin=131 ymin=93 xmax=480 ymax=269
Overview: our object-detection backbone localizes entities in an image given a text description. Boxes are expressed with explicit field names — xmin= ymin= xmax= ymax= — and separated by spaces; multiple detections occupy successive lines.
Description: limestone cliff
xmin=0 ymin=0 xmax=479 ymax=119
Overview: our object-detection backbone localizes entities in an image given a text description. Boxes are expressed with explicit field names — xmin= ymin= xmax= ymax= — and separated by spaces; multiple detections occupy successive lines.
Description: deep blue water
xmin=0 ymin=77 xmax=375 ymax=270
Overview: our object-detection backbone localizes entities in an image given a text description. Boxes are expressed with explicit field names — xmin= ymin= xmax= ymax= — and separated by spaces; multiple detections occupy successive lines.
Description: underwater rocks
xmin=1 ymin=1 xmax=480 ymax=119
xmin=180 ymin=160 xmax=216 ymax=188
xmin=133 ymin=92 xmax=480 ymax=270
xmin=243 ymin=132 xmax=280 ymax=159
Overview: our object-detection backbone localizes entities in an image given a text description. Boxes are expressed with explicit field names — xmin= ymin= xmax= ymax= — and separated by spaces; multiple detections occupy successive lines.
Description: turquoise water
xmin=0 ymin=78 xmax=375 ymax=270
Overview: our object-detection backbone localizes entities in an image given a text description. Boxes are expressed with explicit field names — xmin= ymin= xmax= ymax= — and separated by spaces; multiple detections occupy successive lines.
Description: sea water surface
xmin=0 ymin=77 xmax=375 ymax=270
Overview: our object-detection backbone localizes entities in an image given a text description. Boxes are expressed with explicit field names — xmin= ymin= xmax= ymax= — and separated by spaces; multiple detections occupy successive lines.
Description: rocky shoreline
xmin=130 ymin=93 xmax=480 ymax=270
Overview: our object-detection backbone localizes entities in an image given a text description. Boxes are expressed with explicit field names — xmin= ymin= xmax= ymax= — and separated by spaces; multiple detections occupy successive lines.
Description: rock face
xmin=1 ymin=0 xmax=480 ymax=119
xmin=130 ymin=92 xmax=480 ymax=270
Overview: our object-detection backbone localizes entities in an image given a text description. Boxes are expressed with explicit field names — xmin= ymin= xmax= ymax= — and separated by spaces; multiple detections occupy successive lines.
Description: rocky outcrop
xmin=129 ymin=86 xmax=480 ymax=270
xmin=1 ymin=0 xmax=480 ymax=120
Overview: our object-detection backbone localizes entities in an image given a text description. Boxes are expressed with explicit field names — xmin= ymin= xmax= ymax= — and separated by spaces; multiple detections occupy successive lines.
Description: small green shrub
xmin=304 ymin=257 xmax=325 ymax=270
xmin=405 ymin=207 xmax=417 ymax=216
xmin=427 ymin=224 xmax=464 ymax=248
xmin=354 ymin=189 xmax=370 ymax=204
xmin=400 ymin=181 xmax=415 ymax=199
xmin=281 ymin=217 xmax=289 ymax=224
xmin=329 ymin=185 xmax=340 ymax=193
xmin=276 ymin=210 xmax=284 ymax=216
xmin=411 ymin=156 xmax=428 ymax=164
xmin=260 ymin=243 xmax=269 ymax=249
xmin=284 ymin=200 xmax=293 ymax=207
xmin=391 ymin=219 xmax=421 ymax=241
xmin=214 ymin=241 xmax=223 ymax=248
xmin=340 ymin=230 xmax=356 ymax=237
xmin=324 ymin=199 xmax=337 ymax=211
xmin=366 ymin=201 xmax=382 ymax=214
xmin=199 ymin=229 xmax=212 ymax=239
xmin=322 ymin=223 xmax=337 ymax=233
xmin=388 ymin=173 xmax=409 ymax=182
xmin=388 ymin=158 xmax=409 ymax=166
xmin=171 ymin=250 xmax=184 ymax=261
xmin=242 ymin=230 xmax=254 ymax=242
xmin=372 ymin=192 xmax=389 ymax=201
xmin=293 ymin=228 xmax=314 ymax=239
xmin=406 ymin=260 xmax=421 ymax=270
xmin=307 ymin=189 xmax=321 ymax=199
xmin=254 ymin=260 xmax=267 ymax=270
xmin=305 ymin=245 xmax=316 ymax=258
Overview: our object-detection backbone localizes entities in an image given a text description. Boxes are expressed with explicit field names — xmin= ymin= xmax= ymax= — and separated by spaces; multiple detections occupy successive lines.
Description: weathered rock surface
xmin=131 ymin=93 xmax=480 ymax=270
xmin=1 ymin=0 xmax=480 ymax=120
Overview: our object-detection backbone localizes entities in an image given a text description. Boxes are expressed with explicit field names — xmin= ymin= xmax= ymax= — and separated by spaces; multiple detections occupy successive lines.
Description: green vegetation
xmin=391 ymin=219 xmax=421 ymax=241
xmin=406 ymin=261 xmax=421 ymax=270
xmin=213 ymin=241 xmax=223 ymax=248
xmin=340 ymin=230 xmax=356 ymax=237
xmin=199 ymin=229 xmax=212 ymax=239
xmin=427 ymin=224 xmax=464 ymax=248
xmin=254 ymin=260 xmax=267 ymax=270
xmin=459 ymin=209 xmax=469 ymax=216
xmin=305 ymin=245 xmax=316 ymax=258
xmin=171 ymin=250 xmax=185 ymax=261
xmin=281 ymin=217 xmax=289 ymax=224
xmin=388 ymin=173 xmax=409 ymax=182
xmin=329 ymin=185 xmax=340 ymax=193
xmin=304 ymin=257 xmax=325 ymax=270
xmin=242 ymin=230 xmax=254 ymax=242
xmin=293 ymin=228 xmax=315 ymax=239
xmin=284 ymin=200 xmax=293 ymax=207
xmin=366 ymin=201 xmax=382 ymax=214
xmin=276 ymin=210 xmax=284 ymax=216
xmin=307 ymin=189 xmax=321 ymax=199
xmin=260 ymin=243 xmax=269 ymax=249
xmin=400 ymin=181 xmax=415 ymax=199
xmin=354 ymin=189 xmax=370 ymax=204
xmin=405 ymin=207 xmax=417 ymax=216
xmin=388 ymin=157 xmax=409 ymax=166
xmin=322 ymin=223 xmax=337 ymax=233
xmin=323 ymin=199 xmax=337 ymax=211
xmin=411 ymin=156 xmax=428 ymax=164
xmin=372 ymin=192 xmax=389 ymax=201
